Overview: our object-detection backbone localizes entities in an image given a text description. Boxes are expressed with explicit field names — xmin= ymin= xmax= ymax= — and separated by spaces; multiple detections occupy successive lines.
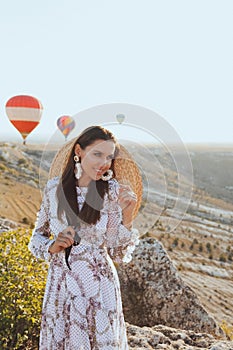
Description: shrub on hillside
xmin=221 ymin=320 xmax=233 ymax=340
xmin=0 ymin=163 xmax=7 ymax=171
xmin=0 ymin=229 xmax=47 ymax=349
xmin=17 ymin=158 xmax=27 ymax=166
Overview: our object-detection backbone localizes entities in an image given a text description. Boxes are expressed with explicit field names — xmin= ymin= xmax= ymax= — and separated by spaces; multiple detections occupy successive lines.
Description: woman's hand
xmin=49 ymin=226 xmax=75 ymax=254
xmin=118 ymin=184 xmax=137 ymax=230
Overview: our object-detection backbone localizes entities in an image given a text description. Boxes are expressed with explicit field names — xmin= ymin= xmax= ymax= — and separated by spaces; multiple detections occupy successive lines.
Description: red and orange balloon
xmin=5 ymin=95 xmax=43 ymax=143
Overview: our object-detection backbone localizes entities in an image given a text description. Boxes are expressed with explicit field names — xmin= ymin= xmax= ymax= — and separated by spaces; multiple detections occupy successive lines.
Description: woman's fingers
xmin=119 ymin=185 xmax=137 ymax=198
xmin=120 ymin=191 xmax=137 ymax=201
xmin=119 ymin=185 xmax=137 ymax=200
xmin=49 ymin=227 xmax=76 ymax=253
xmin=118 ymin=186 xmax=137 ymax=210
xmin=56 ymin=237 xmax=73 ymax=248
xmin=119 ymin=186 xmax=138 ymax=229
xmin=119 ymin=184 xmax=131 ymax=194
xmin=63 ymin=226 xmax=76 ymax=238
xmin=57 ymin=227 xmax=75 ymax=247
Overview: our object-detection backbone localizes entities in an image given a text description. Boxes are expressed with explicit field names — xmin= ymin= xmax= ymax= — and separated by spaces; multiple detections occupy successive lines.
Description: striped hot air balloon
xmin=57 ymin=115 xmax=75 ymax=141
xmin=5 ymin=95 xmax=43 ymax=144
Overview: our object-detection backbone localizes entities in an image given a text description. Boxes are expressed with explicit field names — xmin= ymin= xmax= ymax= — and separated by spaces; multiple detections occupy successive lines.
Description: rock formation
xmin=0 ymin=218 xmax=18 ymax=233
xmin=126 ymin=323 xmax=233 ymax=350
xmin=118 ymin=238 xmax=223 ymax=337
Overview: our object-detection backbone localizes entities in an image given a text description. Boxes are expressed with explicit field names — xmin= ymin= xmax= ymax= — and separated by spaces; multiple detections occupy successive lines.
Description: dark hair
xmin=56 ymin=126 xmax=120 ymax=226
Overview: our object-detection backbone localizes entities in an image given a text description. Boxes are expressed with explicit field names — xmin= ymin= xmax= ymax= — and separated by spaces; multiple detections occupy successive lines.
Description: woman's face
xmin=75 ymin=139 xmax=116 ymax=183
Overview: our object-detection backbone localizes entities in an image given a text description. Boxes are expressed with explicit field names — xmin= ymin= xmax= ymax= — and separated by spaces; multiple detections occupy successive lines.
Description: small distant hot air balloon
xmin=116 ymin=113 xmax=125 ymax=124
xmin=57 ymin=115 xmax=75 ymax=141
xmin=5 ymin=95 xmax=43 ymax=144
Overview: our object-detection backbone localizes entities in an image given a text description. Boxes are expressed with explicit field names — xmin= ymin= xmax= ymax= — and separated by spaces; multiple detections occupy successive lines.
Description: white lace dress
xmin=28 ymin=177 xmax=139 ymax=350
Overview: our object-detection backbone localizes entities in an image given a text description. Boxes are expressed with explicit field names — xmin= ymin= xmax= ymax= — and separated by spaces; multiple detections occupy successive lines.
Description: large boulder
xmin=118 ymin=238 xmax=223 ymax=337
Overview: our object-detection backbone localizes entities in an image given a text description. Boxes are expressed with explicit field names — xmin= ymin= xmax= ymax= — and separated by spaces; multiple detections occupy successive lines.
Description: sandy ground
xmin=0 ymin=178 xmax=41 ymax=225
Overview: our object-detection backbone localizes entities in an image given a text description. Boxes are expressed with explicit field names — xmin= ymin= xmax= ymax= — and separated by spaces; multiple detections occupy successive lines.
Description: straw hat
xmin=49 ymin=138 xmax=143 ymax=219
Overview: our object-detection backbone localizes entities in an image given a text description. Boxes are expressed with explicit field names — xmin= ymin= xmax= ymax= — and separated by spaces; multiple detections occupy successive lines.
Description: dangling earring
xmin=74 ymin=155 xmax=82 ymax=180
xmin=101 ymin=169 xmax=113 ymax=181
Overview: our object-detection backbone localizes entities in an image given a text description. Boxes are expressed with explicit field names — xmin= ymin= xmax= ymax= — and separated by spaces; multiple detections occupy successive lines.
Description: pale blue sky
xmin=0 ymin=0 xmax=232 ymax=144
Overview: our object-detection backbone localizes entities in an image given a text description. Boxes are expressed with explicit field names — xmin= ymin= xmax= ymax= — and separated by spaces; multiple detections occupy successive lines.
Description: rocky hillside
xmin=129 ymin=143 xmax=233 ymax=330
xmin=126 ymin=323 xmax=233 ymax=349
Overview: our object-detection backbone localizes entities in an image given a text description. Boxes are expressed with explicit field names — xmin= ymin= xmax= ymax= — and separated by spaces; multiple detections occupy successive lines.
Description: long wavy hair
xmin=56 ymin=126 xmax=120 ymax=226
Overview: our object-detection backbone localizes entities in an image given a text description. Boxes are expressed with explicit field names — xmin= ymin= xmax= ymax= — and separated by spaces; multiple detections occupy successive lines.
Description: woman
xmin=29 ymin=125 xmax=140 ymax=350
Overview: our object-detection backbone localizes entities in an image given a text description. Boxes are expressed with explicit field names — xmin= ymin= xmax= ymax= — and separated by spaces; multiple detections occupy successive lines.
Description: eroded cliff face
xmin=118 ymin=238 xmax=223 ymax=337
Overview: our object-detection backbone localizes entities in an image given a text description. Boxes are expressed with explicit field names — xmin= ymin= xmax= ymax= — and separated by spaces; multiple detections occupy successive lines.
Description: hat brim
xmin=49 ymin=138 xmax=143 ymax=219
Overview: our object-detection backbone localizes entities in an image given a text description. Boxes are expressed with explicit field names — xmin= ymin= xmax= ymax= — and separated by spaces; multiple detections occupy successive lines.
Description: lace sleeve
xmin=105 ymin=179 xmax=140 ymax=263
xmin=28 ymin=179 xmax=57 ymax=261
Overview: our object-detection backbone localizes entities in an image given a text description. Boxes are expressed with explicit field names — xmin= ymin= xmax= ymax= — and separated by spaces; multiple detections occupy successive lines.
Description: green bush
xmin=0 ymin=229 xmax=47 ymax=349
xmin=221 ymin=320 xmax=233 ymax=340
xmin=172 ymin=237 xmax=179 ymax=247
xmin=219 ymin=253 xmax=227 ymax=263
xmin=0 ymin=163 xmax=6 ymax=171
xmin=17 ymin=158 xmax=27 ymax=166
xmin=21 ymin=217 xmax=30 ymax=225
xmin=206 ymin=242 xmax=212 ymax=253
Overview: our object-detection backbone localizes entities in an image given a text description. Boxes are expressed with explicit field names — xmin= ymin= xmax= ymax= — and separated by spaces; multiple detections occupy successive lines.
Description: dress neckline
xmin=76 ymin=186 xmax=88 ymax=194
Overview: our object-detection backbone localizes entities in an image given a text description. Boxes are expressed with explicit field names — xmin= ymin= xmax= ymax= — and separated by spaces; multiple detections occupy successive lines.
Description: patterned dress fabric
xmin=28 ymin=177 xmax=139 ymax=350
